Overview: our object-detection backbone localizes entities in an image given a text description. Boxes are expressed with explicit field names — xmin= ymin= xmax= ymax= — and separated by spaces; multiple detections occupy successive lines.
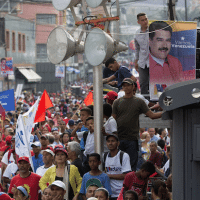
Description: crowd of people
xmin=0 ymin=76 xmax=172 ymax=200
xmin=0 ymin=12 xmax=174 ymax=200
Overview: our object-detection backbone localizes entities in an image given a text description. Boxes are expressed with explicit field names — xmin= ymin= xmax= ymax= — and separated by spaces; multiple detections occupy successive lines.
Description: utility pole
xmin=168 ymin=0 xmax=176 ymax=20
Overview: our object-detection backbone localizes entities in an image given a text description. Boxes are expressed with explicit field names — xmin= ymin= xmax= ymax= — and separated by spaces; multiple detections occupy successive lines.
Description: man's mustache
xmin=159 ymin=47 xmax=168 ymax=51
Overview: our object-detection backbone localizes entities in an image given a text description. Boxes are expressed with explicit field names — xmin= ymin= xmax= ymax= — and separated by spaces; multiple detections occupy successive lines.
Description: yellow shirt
xmin=39 ymin=165 xmax=82 ymax=195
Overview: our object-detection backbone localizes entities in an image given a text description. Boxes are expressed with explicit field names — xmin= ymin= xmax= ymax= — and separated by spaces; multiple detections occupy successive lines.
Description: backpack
xmin=83 ymin=131 xmax=89 ymax=145
xmin=102 ymin=151 xmax=125 ymax=172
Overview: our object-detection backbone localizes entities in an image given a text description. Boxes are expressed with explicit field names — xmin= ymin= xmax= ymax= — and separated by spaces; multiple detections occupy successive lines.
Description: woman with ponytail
xmin=151 ymin=180 xmax=170 ymax=200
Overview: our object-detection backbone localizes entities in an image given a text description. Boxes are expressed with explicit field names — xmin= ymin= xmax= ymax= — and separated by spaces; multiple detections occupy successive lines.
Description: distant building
xmin=0 ymin=14 xmax=39 ymax=91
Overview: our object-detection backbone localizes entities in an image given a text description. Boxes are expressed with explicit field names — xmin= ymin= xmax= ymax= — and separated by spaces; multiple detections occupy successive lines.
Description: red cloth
xmin=123 ymin=171 xmax=147 ymax=197
xmin=34 ymin=90 xmax=53 ymax=123
xmin=8 ymin=173 xmax=41 ymax=200
xmin=84 ymin=92 xmax=93 ymax=106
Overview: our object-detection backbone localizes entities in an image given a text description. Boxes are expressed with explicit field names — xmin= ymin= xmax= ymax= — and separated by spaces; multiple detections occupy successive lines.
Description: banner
xmin=15 ymin=98 xmax=40 ymax=171
xmin=149 ymin=21 xmax=197 ymax=100
xmin=0 ymin=57 xmax=14 ymax=77
xmin=15 ymin=84 xmax=23 ymax=99
xmin=0 ymin=89 xmax=15 ymax=111
xmin=55 ymin=65 xmax=65 ymax=78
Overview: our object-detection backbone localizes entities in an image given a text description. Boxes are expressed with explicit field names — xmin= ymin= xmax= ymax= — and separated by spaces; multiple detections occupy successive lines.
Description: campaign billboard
xmin=149 ymin=21 xmax=197 ymax=100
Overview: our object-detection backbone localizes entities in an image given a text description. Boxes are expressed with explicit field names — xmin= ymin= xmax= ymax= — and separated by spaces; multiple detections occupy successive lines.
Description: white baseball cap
xmin=43 ymin=149 xmax=55 ymax=156
xmin=31 ymin=141 xmax=41 ymax=148
xmin=50 ymin=180 xmax=66 ymax=190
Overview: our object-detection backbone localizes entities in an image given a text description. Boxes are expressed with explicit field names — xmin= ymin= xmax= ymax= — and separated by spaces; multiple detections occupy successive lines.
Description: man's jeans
xmin=139 ymin=66 xmax=149 ymax=95
xmin=119 ymin=140 xmax=138 ymax=171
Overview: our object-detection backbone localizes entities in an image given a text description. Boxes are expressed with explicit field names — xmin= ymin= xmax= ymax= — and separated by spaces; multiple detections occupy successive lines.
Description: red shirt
xmin=123 ymin=171 xmax=147 ymax=197
xmin=8 ymin=172 xmax=41 ymax=200
xmin=149 ymin=54 xmax=184 ymax=85
xmin=148 ymin=151 xmax=162 ymax=168
xmin=0 ymin=140 xmax=6 ymax=149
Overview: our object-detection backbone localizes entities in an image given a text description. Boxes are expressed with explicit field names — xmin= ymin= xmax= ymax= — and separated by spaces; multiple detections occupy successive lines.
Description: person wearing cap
xmin=40 ymin=135 xmax=50 ymax=150
xmin=102 ymin=57 xmax=137 ymax=91
xmin=112 ymin=78 xmax=163 ymax=171
xmin=15 ymin=185 xmax=30 ymax=200
xmin=104 ymin=91 xmax=118 ymax=106
xmin=66 ymin=119 xmax=75 ymax=135
xmin=103 ymin=134 xmax=131 ymax=200
xmin=8 ymin=156 xmax=41 ymax=200
xmin=39 ymin=147 xmax=82 ymax=200
xmin=36 ymin=148 xmax=55 ymax=177
xmin=31 ymin=141 xmax=44 ymax=172
xmin=49 ymin=180 xmax=66 ymax=200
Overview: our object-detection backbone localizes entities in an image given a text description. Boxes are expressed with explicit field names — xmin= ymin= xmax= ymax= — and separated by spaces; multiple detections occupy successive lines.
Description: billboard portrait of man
xmin=149 ymin=21 xmax=185 ymax=83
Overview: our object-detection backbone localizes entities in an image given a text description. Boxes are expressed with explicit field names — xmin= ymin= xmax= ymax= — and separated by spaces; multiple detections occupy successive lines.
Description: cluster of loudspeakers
xmin=47 ymin=0 xmax=128 ymax=66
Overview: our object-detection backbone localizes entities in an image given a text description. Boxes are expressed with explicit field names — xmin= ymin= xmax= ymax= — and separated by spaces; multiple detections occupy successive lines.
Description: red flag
xmin=34 ymin=90 xmax=53 ymax=123
xmin=84 ymin=92 xmax=93 ymax=106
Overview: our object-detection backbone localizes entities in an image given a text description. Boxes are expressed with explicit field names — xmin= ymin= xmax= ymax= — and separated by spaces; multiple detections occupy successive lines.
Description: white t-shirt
xmin=103 ymin=116 xmax=117 ymax=152
xmin=104 ymin=151 xmax=131 ymax=197
xmin=84 ymin=131 xmax=94 ymax=156
xmin=3 ymin=162 xmax=18 ymax=179
xmin=2 ymin=152 xmax=15 ymax=165
xmin=117 ymin=91 xmax=149 ymax=105
xmin=36 ymin=164 xmax=55 ymax=177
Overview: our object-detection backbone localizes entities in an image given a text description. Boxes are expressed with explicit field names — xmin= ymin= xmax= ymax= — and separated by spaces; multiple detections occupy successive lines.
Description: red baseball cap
xmin=54 ymin=147 xmax=68 ymax=157
xmin=104 ymin=91 xmax=118 ymax=101
xmin=17 ymin=156 xmax=30 ymax=164
xmin=0 ymin=192 xmax=14 ymax=200
xmin=5 ymin=135 xmax=12 ymax=143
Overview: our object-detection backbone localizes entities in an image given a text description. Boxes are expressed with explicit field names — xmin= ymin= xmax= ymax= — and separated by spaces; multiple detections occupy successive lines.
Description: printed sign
xmin=149 ymin=21 xmax=197 ymax=100
xmin=0 ymin=89 xmax=15 ymax=111
xmin=0 ymin=57 xmax=14 ymax=77
xmin=55 ymin=65 xmax=65 ymax=78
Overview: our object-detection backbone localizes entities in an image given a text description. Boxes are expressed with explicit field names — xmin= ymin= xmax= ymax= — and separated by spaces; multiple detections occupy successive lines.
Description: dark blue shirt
xmin=114 ymin=66 xmax=132 ymax=89
xmin=32 ymin=153 xmax=44 ymax=172
xmin=103 ymin=67 xmax=115 ymax=78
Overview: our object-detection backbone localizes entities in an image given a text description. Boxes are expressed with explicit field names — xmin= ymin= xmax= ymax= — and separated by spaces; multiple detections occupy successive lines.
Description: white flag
xmin=15 ymin=98 xmax=40 ymax=170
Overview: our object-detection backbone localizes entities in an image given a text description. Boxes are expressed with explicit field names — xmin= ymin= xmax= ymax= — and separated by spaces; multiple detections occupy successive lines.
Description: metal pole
xmin=93 ymin=65 xmax=103 ymax=157
xmin=185 ymin=0 xmax=188 ymax=21
xmin=168 ymin=0 xmax=175 ymax=20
